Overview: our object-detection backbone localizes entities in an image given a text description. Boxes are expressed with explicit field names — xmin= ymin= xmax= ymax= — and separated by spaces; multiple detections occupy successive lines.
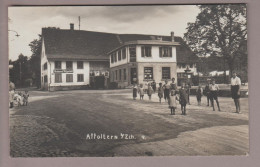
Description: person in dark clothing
xmin=196 ymin=85 xmax=203 ymax=106
xmin=204 ymin=79 xmax=211 ymax=106
xmin=179 ymin=82 xmax=188 ymax=115
xmin=170 ymin=77 xmax=177 ymax=91
xmin=151 ymin=80 xmax=156 ymax=92
xmin=185 ymin=83 xmax=191 ymax=105
xmin=163 ymin=80 xmax=170 ymax=102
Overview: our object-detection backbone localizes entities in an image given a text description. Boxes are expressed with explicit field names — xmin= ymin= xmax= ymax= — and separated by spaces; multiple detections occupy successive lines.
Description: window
xmin=123 ymin=68 xmax=127 ymax=80
xmin=182 ymin=63 xmax=186 ymax=68
xmin=55 ymin=61 xmax=61 ymax=69
xmin=66 ymin=74 xmax=73 ymax=82
xmin=77 ymin=61 xmax=83 ymax=69
xmin=77 ymin=74 xmax=84 ymax=82
xmin=115 ymin=70 xmax=118 ymax=80
xmin=66 ymin=61 xmax=73 ymax=69
xmin=119 ymin=69 xmax=122 ymax=80
xmin=159 ymin=47 xmax=172 ymax=57
xmin=141 ymin=46 xmax=152 ymax=57
xmin=122 ymin=48 xmax=126 ymax=59
xmin=111 ymin=54 xmax=114 ymax=63
xmin=55 ymin=73 xmax=62 ymax=83
xmin=162 ymin=67 xmax=171 ymax=80
xmin=190 ymin=64 xmax=194 ymax=68
xmin=144 ymin=67 xmax=153 ymax=80
xmin=44 ymin=63 xmax=47 ymax=70
xmin=118 ymin=50 xmax=122 ymax=61
xmin=44 ymin=75 xmax=48 ymax=83
xmin=114 ymin=53 xmax=117 ymax=62
xmin=177 ymin=64 xmax=182 ymax=69
xmin=129 ymin=45 xmax=136 ymax=62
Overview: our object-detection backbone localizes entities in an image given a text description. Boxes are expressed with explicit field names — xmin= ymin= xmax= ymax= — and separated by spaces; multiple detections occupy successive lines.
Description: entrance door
xmin=131 ymin=68 xmax=137 ymax=84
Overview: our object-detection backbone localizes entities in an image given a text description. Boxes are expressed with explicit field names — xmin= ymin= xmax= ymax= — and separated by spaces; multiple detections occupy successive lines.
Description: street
xmin=9 ymin=89 xmax=249 ymax=157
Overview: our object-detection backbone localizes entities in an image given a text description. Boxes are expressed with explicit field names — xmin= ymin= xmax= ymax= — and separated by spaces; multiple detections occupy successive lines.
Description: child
xmin=147 ymin=83 xmax=153 ymax=100
xmin=133 ymin=84 xmax=137 ymax=100
xmin=179 ymin=82 xmax=188 ymax=115
xmin=196 ymin=85 xmax=203 ymax=106
xmin=23 ymin=90 xmax=29 ymax=106
xmin=168 ymin=89 xmax=178 ymax=115
xmin=158 ymin=83 xmax=164 ymax=103
xmin=210 ymin=79 xmax=221 ymax=111
xmin=138 ymin=84 xmax=145 ymax=100
xmin=14 ymin=92 xmax=23 ymax=107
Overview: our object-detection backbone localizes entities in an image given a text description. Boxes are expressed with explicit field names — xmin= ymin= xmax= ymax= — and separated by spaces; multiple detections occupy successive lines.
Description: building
xmin=108 ymin=34 xmax=179 ymax=88
xmin=41 ymin=24 xmax=197 ymax=91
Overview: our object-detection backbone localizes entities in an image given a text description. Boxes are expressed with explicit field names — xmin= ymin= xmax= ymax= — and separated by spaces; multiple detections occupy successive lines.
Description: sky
xmin=8 ymin=5 xmax=200 ymax=61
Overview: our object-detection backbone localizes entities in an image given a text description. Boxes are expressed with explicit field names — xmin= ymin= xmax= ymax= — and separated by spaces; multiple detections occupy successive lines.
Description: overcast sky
xmin=8 ymin=5 xmax=200 ymax=61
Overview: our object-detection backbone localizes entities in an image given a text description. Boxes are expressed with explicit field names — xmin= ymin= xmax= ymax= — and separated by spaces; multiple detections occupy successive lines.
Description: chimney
xmin=70 ymin=23 xmax=74 ymax=30
xmin=171 ymin=31 xmax=175 ymax=42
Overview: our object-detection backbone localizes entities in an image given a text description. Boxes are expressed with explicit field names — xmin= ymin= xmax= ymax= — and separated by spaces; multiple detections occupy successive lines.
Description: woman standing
xmin=231 ymin=72 xmax=241 ymax=113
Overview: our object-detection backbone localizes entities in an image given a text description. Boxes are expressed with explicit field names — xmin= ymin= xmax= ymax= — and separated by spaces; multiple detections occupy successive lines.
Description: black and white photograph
xmin=8 ymin=4 xmax=248 ymax=157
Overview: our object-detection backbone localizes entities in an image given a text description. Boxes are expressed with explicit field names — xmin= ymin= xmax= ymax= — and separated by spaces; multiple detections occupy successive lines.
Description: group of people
xmin=132 ymin=71 xmax=243 ymax=115
xmin=9 ymin=81 xmax=30 ymax=108
xmin=133 ymin=77 xmax=190 ymax=115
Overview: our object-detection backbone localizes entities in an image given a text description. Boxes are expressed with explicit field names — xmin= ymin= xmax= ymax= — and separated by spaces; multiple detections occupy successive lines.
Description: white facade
xmin=110 ymin=44 xmax=177 ymax=67
xmin=41 ymin=39 xmax=90 ymax=90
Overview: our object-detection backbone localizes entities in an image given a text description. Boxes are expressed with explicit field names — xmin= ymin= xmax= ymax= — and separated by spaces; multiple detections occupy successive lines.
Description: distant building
xmin=41 ymin=24 xmax=197 ymax=91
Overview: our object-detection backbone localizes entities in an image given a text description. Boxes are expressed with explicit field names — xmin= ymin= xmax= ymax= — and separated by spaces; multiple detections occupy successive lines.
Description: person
xmin=152 ymin=80 xmax=157 ymax=92
xmin=163 ymin=80 xmax=170 ymax=102
xmin=196 ymin=85 xmax=203 ymax=106
xmin=170 ymin=77 xmax=177 ymax=91
xmin=210 ymin=79 xmax=221 ymax=111
xmin=158 ymin=83 xmax=164 ymax=103
xmin=138 ymin=84 xmax=145 ymax=100
xmin=179 ymin=82 xmax=188 ymax=115
xmin=168 ymin=89 xmax=178 ymax=115
xmin=23 ymin=90 xmax=29 ymax=106
xmin=9 ymin=81 xmax=15 ymax=108
xmin=204 ymin=79 xmax=211 ymax=106
xmin=147 ymin=83 xmax=153 ymax=100
xmin=133 ymin=84 xmax=137 ymax=100
xmin=231 ymin=72 xmax=242 ymax=113
xmin=185 ymin=82 xmax=191 ymax=105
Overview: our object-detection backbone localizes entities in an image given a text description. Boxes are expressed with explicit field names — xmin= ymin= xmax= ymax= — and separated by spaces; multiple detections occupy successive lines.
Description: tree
xmin=29 ymin=35 xmax=42 ymax=88
xmin=184 ymin=4 xmax=247 ymax=80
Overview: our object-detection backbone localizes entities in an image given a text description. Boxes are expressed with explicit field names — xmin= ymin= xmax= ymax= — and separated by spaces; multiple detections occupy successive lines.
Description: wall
xmin=109 ymin=64 xmax=130 ymax=88
xmin=110 ymin=46 xmax=129 ymax=68
xmin=49 ymin=61 xmax=90 ymax=87
xmin=137 ymin=62 xmax=177 ymax=86
xmin=40 ymin=38 xmax=49 ymax=90
xmin=136 ymin=45 xmax=177 ymax=63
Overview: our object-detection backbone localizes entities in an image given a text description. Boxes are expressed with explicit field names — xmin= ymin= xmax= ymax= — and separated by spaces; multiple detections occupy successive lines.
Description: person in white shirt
xmin=209 ymin=79 xmax=221 ymax=111
xmin=231 ymin=72 xmax=241 ymax=113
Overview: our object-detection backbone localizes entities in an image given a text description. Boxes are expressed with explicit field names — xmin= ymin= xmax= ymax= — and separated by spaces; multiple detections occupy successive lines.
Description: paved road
xmin=9 ymin=89 xmax=249 ymax=157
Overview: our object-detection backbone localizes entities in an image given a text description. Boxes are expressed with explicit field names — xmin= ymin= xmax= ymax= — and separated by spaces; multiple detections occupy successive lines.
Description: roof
xmin=42 ymin=28 xmax=197 ymax=63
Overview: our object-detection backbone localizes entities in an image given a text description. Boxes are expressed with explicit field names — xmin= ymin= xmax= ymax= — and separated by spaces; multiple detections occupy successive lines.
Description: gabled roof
xmin=42 ymin=28 xmax=198 ymax=63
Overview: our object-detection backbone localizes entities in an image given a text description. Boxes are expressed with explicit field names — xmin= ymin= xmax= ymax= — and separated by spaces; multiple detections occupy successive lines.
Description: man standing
xmin=231 ymin=72 xmax=241 ymax=113
xmin=204 ymin=79 xmax=211 ymax=106
xmin=185 ymin=82 xmax=191 ymax=105
xmin=210 ymin=79 xmax=221 ymax=111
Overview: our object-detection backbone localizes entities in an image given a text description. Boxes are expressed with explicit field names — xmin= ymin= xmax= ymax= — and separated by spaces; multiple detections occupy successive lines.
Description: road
xmin=9 ymin=89 xmax=249 ymax=157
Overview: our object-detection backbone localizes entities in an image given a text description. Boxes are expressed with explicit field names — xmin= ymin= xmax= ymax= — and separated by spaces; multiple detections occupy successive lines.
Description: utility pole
xmin=79 ymin=16 xmax=81 ymax=30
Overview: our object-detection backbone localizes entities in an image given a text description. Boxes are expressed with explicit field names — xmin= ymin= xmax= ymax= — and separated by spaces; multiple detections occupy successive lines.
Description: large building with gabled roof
xmin=40 ymin=24 xmax=198 ymax=91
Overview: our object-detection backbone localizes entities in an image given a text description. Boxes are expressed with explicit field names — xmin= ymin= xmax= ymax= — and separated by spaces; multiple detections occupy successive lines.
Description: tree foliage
xmin=184 ymin=4 xmax=247 ymax=75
